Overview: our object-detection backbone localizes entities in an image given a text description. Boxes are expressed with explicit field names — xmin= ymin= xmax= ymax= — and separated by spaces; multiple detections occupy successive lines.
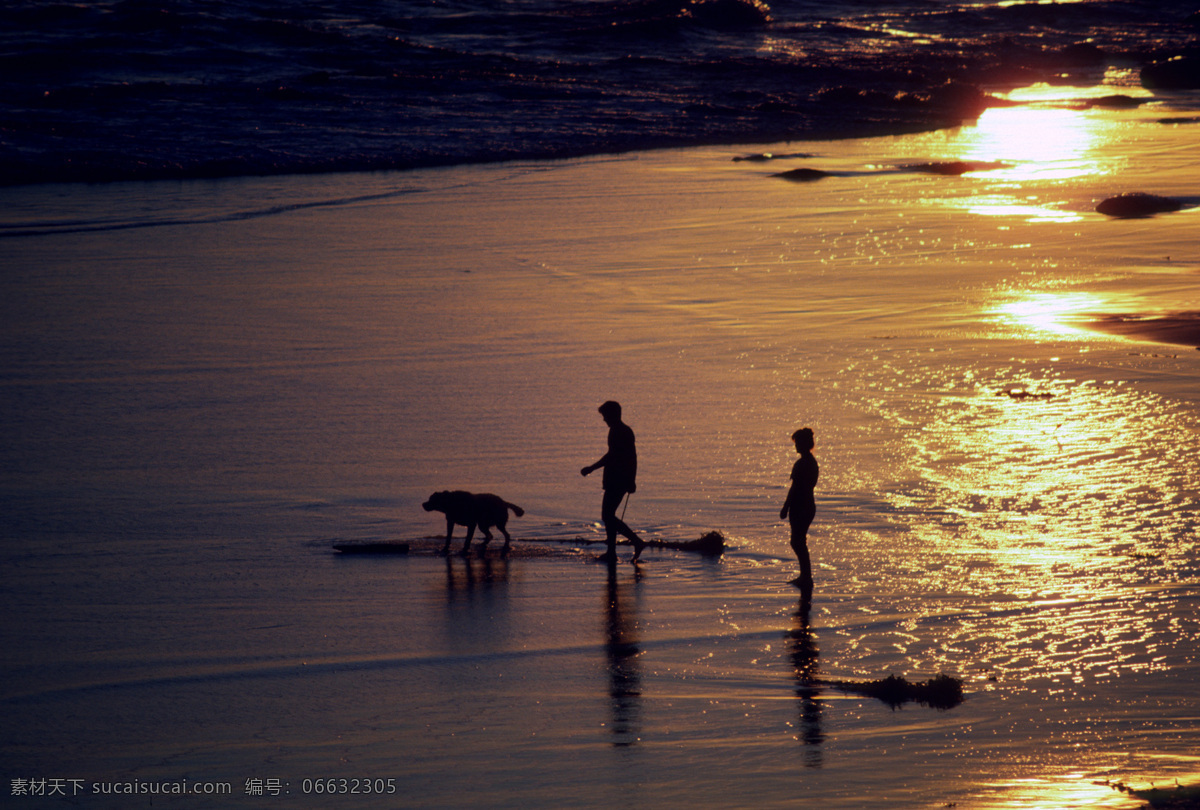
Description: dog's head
xmin=422 ymin=491 xmax=450 ymax=513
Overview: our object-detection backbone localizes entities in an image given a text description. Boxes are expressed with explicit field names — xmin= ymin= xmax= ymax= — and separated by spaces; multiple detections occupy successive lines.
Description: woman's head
xmin=792 ymin=427 xmax=814 ymax=451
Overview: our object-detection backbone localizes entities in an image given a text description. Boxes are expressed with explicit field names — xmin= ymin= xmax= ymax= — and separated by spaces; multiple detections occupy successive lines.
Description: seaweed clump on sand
xmin=677 ymin=530 xmax=726 ymax=556
xmin=824 ymin=673 xmax=964 ymax=710
xmin=1128 ymin=782 xmax=1200 ymax=809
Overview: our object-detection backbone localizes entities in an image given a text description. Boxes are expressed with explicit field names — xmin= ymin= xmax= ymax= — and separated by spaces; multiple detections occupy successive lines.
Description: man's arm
xmin=581 ymin=452 xmax=609 ymax=477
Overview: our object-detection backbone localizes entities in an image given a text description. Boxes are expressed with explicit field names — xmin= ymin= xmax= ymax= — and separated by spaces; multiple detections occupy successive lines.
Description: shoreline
xmin=4 ymin=77 xmax=1196 ymax=191
xmin=0 ymin=114 xmax=981 ymax=190
xmin=4 ymin=89 xmax=1192 ymax=191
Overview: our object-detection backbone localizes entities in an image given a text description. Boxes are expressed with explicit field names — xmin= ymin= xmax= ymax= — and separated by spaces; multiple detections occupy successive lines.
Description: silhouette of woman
xmin=780 ymin=427 xmax=818 ymax=592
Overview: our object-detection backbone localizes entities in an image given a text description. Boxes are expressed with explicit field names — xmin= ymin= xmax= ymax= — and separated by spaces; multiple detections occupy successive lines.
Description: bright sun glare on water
xmin=997 ymin=292 xmax=1104 ymax=337
xmin=937 ymin=80 xmax=1154 ymax=222
xmin=965 ymin=106 xmax=1102 ymax=179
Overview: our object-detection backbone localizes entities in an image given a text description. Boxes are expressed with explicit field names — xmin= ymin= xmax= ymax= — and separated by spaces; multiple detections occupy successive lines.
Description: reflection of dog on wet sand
xmin=423 ymin=490 xmax=525 ymax=556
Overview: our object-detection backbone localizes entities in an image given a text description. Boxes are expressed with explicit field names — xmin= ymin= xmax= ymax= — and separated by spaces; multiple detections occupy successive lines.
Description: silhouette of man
xmin=780 ymin=427 xmax=818 ymax=592
xmin=581 ymin=401 xmax=647 ymax=563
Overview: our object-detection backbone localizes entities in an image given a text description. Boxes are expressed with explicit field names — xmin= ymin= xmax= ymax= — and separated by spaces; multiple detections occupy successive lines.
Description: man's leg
xmin=601 ymin=488 xmax=624 ymax=558
xmin=602 ymin=489 xmax=646 ymax=561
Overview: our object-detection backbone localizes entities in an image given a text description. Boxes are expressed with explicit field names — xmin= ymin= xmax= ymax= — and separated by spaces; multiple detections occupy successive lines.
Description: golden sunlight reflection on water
xmin=996 ymin=292 xmax=1108 ymax=338
xmin=907 ymin=372 xmax=1195 ymax=568
xmin=845 ymin=282 xmax=1200 ymax=687
xmin=902 ymin=92 xmax=1127 ymax=221
xmin=980 ymin=774 xmax=1145 ymax=810
xmin=960 ymin=195 xmax=1084 ymax=223
xmin=961 ymin=106 xmax=1102 ymax=180
xmin=942 ymin=81 xmax=1154 ymax=226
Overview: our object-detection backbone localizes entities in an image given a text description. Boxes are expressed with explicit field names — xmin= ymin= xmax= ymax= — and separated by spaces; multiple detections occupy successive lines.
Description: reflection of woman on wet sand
xmin=788 ymin=595 xmax=823 ymax=767
xmin=780 ymin=428 xmax=818 ymax=592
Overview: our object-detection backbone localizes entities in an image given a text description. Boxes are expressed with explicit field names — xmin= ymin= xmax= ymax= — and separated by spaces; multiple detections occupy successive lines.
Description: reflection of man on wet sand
xmin=581 ymin=401 xmax=647 ymax=563
xmin=604 ymin=562 xmax=642 ymax=747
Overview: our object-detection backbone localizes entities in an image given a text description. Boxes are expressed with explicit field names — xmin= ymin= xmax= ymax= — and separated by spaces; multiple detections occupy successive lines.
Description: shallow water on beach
xmin=2 ymin=89 xmax=1199 ymax=807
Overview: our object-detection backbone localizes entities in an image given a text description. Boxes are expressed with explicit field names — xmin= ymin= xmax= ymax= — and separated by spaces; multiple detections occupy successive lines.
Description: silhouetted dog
xmin=422 ymin=490 xmax=525 ymax=556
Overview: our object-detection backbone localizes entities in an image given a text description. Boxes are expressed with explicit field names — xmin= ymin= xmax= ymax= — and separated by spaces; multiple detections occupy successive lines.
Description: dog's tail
xmin=506 ymin=502 xmax=525 ymax=517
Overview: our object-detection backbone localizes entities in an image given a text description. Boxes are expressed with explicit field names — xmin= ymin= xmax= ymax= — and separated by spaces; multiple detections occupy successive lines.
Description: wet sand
xmin=3 ymin=83 xmax=1199 ymax=809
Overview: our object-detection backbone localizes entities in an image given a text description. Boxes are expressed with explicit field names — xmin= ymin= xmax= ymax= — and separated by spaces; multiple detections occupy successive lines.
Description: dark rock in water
xmin=1096 ymin=192 xmax=1184 ymax=218
xmin=773 ymin=167 xmax=831 ymax=182
xmin=733 ymin=151 xmax=816 ymax=162
xmin=904 ymin=160 xmax=1008 ymax=176
xmin=1158 ymin=116 xmax=1200 ymax=125
xmin=1142 ymin=56 xmax=1200 ymax=90
xmin=824 ymin=673 xmax=964 ymax=710
xmin=1085 ymin=94 xmax=1145 ymax=109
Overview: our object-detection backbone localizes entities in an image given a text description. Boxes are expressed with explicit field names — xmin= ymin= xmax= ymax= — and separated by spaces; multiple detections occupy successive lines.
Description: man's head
xmin=598 ymin=400 xmax=622 ymax=424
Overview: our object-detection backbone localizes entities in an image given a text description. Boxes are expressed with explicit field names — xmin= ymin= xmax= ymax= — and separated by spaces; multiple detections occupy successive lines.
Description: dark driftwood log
xmin=333 ymin=542 xmax=410 ymax=554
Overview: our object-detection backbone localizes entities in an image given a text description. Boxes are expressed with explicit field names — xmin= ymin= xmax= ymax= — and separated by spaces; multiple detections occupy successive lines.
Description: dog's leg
xmin=442 ymin=519 xmax=455 ymax=555
xmin=478 ymin=525 xmax=493 ymax=555
xmin=460 ymin=524 xmax=476 ymax=556
xmin=498 ymin=523 xmax=513 ymax=557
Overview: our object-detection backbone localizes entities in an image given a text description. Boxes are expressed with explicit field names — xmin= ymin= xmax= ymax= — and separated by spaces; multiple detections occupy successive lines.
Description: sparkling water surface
xmin=2 ymin=84 xmax=1199 ymax=808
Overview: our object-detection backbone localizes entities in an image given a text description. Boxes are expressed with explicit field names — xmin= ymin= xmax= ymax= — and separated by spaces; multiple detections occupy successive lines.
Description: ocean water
xmin=3 ymin=1 xmax=1200 ymax=807
xmin=3 ymin=79 xmax=1200 ymax=807
xmin=2 ymin=0 xmax=1199 ymax=185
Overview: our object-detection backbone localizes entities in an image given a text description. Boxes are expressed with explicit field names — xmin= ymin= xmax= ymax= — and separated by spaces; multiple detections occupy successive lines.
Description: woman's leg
xmin=790 ymin=517 xmax=813 ymax=591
